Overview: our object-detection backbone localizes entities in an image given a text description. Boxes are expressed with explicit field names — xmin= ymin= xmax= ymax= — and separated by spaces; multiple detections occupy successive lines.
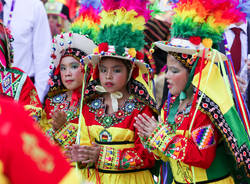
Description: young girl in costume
xmin=135 ymin=0 xmax=250 ymax=183
xmin=67 ymin=0 xmax=158 ymax=183
xmin=44 ymin=1 xmax=100 ymax=148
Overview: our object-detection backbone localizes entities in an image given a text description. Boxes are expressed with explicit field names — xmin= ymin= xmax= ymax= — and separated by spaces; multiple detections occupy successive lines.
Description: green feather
xmin=97 ymin=24 xmax=145 ymax=51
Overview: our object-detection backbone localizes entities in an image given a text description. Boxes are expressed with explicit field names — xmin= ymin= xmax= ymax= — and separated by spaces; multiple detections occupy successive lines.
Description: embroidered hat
xmin=47 ymin=1 xmax=100 ymax=97
xmin=85 ymin=0 xmax=153 ymax=74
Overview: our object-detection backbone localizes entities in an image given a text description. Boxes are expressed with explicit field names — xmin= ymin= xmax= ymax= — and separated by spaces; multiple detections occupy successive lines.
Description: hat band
xmin=170 ymin=38 xmax=205 ymax=50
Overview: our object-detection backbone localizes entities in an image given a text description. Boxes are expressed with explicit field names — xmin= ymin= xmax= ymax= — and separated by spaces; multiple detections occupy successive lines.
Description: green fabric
xmin=206 ymin=143 xmax=231 ymax=180
xmin=223 ymin=106 xmax=250 ymax=147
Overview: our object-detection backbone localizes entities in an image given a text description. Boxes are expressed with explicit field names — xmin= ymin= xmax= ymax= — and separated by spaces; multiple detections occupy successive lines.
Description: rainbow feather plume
xmin=172 ymin=0 xmax=245 ymax=48
xmin=97 ymin=0 xmax=151 ymax=54
xmin=70 ymin=0 xmax=101 ymax=42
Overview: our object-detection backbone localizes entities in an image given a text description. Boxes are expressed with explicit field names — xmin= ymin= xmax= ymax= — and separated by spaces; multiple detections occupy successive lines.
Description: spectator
xmin=45 ymin=0 xmax=71 ymax=37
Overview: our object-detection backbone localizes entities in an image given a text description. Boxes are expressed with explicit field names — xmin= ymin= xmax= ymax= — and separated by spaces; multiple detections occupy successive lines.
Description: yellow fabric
xmin=192 ymin=61 xmax=234 ymax=114
xmin=59 ymin=168 xmax=81 ymax=184
xmin=82 ymin=169 xmax=154 ymax=184
xmin=80 ymin=125 xmax=154 ymax=183
xmin=172 ymin=176 xmax=234 ymax=184
xmin=89 ymin=125 xmax=135 ymax=143
xmin=79 ymin=114 xmax=92 ymax=146
xmin=170 ymin=158 xmax=208 ymax=183
xmin=135 ymin=69 xmax=156 ymax=102
xmin=0 ymin=161 xmax=9 ymax=184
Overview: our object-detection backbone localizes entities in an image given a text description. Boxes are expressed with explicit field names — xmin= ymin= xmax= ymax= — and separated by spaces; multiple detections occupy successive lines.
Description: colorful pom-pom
xmin=202 ymin=38 xmax=213 ymax=48
xmin=189 ymin=36 xmax=202 ymax=45
xmin=136 ymin=51 xmax=144 ymax=60
xmin=98 ymin=42 xmax=109 ymax=52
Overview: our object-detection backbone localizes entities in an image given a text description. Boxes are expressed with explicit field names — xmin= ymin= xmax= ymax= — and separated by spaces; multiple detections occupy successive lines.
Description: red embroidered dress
xmin=0 ymin=67 xmax=43 ymax=122
xmin=77 ymin=74 xmax=158 ymax=184
xmin=44 ymin=92 xmax=79 ymax=148
xmin=80 ymin=95 xmax=156 ymax=183
xmin=144 ymin=96 xmax=235 ymax=183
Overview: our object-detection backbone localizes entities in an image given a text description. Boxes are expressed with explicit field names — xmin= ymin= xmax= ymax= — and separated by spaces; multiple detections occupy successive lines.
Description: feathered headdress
xmin=154 ymin=0 xmax=250 ymax=178
xmin=70 ymin=0 xmax=101 ymax=42
xmin=83 ymin=0 xmax=157 ymax=112
xmin=154 ymin=0 xmax=245 ymax=60
xmin=87 ymin=0 xmax=152 ymax=70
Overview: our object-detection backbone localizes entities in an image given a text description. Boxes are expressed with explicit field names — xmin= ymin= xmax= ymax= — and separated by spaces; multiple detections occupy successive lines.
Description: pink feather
xmin=101 ymin=0 xmax=120 ymax=11
xmin=119 ymin=0 xmax=152 ymax=21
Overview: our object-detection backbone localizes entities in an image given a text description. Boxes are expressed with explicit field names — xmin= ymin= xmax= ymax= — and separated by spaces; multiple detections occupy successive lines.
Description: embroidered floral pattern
xmin=88 ymin=97 xmax=144 ymax=128
xmin=49 ymin=93 xmax=79 ymax=122
xmin=119 ymin=151 xmax=144 ymax=169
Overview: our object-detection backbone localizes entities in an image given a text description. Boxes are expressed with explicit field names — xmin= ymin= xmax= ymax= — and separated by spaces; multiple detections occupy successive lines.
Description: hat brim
xmin=155 ymin=41 xmax=228 ymax=62
xmin=85 ymin=54 xmax=150 ymax=74
xmin=53 ymin=33 xmax=97 ymax=67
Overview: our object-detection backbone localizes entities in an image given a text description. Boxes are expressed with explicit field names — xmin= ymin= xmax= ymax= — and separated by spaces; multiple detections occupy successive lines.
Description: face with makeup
xmin=60 ymin=56 xmax=83 ymax=91
xmin=99 ymin=57 xmax=129 ymax=94
xmin=165 ymin=54 xmax=189 ymax=96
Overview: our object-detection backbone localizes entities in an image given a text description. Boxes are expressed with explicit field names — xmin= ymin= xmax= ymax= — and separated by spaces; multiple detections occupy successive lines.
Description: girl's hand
xmin=67 ymin=144 xmax=100 ymax=164
xmin=50 ymin=110 xmax=67 ymax=130
xmin=134 ymin=113 xmax=158 ymax=138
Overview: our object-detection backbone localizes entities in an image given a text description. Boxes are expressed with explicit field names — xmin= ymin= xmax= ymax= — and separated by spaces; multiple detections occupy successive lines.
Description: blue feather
xmin=238 ymin=0 xmax=250 ymax=21
xmin=80 ymin=0 xmax=102 ymax=10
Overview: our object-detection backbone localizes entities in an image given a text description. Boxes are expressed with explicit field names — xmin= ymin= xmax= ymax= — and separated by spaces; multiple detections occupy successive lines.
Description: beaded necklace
xmin=6 ymin=0 xmax=15 ymax=28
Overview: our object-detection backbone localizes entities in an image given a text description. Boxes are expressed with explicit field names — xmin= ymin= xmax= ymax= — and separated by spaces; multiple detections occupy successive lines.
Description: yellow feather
xmin=100 ymin=9 xmax=145 ymax=31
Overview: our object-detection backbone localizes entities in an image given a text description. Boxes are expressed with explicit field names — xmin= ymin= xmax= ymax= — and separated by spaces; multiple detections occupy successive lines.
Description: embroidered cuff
xmin=45 ymin=128 xmax=56 ymax=142
xmin=54 ymin=123 xmax=77 ymax=147
xmin=147 ymin=123 xmax=171 ymax=151
xmin=97 ymin=146 xmax=120 ymax=170
xmin=147 ymin=123 xmax=188 ymax=161
xmin=165 ymin=136 xmax=188 ymax=161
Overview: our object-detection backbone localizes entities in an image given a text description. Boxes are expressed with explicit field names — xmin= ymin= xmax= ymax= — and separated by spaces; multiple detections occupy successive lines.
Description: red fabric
xmin=162 ymin=101 xmax=220 ymax=169
xmin=0 ymin=98 xmax=72 ymax=184
xmin=18 ymin=74 xmax=42 ymax=109
xmin=66 ymin=0 xmax=77 ymax=19
xmin=82 ymin=101 xmax=156 ymax=170
xmin=70 ymin=88 xmax=81 ymax=107
xmin=230 ymin=27 xmax=242 ymax=74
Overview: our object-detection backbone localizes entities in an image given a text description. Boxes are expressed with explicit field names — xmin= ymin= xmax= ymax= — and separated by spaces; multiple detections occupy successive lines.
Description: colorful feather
xmin=97 ymin=0 xmax=151 ymax=51
xmin=238 ymin=0 xmax=250 ymax=21
xmin=172 ymin=0 xmax=245 ymax=48
xmin=70 ymin=0 xmax=101 ymax=42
